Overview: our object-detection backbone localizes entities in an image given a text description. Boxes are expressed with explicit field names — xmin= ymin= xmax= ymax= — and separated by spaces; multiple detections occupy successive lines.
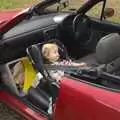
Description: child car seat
xmin=37 ymin=39 xmax=70 ymax=61
xmin=23 ymin=39 xmax=68 ymax=92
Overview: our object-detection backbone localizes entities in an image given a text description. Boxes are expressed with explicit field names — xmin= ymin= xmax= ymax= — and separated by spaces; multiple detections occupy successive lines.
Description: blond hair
xmin=42 ymin=43 xmax=59 ymax=62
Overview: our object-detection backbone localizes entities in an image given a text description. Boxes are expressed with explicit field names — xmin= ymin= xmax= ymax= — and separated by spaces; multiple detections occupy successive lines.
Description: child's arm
xmin=53 ymin=60 xmax=87 ymax=68
xmin=71 ymin=62 xmax=87 ymax=67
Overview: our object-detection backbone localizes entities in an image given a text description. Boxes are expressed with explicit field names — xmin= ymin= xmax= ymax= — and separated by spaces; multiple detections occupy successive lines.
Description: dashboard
xmin=0 ymin=12 xmax=70 ymax=64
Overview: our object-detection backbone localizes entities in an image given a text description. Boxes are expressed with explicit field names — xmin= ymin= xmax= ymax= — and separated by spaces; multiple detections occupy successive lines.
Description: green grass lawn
xmin=0 ymin=0 xmax=39 ymax=9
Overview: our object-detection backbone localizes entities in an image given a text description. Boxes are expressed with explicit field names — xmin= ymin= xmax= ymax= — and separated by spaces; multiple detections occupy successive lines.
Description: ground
xmin=0 ymin=0 xmax=120 ymax=120
xmin=0 ymin=103 xmax=23 ymax=120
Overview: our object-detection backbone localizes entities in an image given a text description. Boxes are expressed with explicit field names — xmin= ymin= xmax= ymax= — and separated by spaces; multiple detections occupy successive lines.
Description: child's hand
xmin=55 ymin=60 xmax=87 ymax=68
xmin=71 ymin=62 xmax=87 ymax=68
xmin=78 ymin=62 xmax=87 ymax=67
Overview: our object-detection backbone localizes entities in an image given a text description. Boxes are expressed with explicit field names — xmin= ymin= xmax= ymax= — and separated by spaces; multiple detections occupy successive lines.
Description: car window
xmin=85 ymin=1 xmax=103 ymax=19
xmin=105 ymin=0 xmax=120 ymax=23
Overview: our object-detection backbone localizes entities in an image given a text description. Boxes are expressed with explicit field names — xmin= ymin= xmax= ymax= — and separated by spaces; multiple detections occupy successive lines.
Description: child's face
xmin=47 ymin=45 xmax=60 ymax=62
xmin=42 ymin=44 xmax=60 ymax=63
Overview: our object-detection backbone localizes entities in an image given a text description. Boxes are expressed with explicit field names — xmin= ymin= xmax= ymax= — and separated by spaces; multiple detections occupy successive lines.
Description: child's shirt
xmin=49 ymin=60 xmax=87 ymax=81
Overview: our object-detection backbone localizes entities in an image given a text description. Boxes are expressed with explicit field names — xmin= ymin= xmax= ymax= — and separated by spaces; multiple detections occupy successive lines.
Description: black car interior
xmin=0 ymin=10 xmax=120 ymax=89
xmin=26 ymin=32 xmax=120 ymax=115
xmin=58 ymin=14 xmax=120 ymax=56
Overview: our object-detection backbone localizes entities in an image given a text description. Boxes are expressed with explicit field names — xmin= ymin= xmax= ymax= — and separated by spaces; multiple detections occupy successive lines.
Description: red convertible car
xmin=0 ymin=0 xmax=120 ymax=120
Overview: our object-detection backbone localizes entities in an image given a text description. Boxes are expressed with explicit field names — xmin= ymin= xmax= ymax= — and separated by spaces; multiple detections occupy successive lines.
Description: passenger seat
xmin=78 ymin=33 xmax=120 ymax=67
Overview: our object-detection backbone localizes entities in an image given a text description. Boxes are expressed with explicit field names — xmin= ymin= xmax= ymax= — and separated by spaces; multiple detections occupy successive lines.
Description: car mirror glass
xmin=103 ymin=8 xmax=115 ymax=19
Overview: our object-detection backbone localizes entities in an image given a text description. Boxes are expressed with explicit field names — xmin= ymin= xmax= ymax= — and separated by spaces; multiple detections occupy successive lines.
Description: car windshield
xmin=45 ymin=0 xmax=85 ymax=11
xmin=44 ymin=0 xmax=120 ymax=23
xmin=0 ymin=0 xmax=119 ymax=21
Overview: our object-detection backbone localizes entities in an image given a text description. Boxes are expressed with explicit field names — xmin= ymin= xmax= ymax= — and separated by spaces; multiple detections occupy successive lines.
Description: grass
xmin=70 ymin=0 xmax=120 ymax=23
xmin=0 ymin=0 xmax=120 ymax=23
xmin=0 ymin=0 xmax=39 ymax=9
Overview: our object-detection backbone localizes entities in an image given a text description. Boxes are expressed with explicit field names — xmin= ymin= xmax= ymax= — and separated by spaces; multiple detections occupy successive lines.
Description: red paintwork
xmin=0 ymin=90 xmax=47 ymax=120
xmin=54 ymin=77 xmax=120 ymax=120
xmin=1 ymin=76 xmax=120 ymax=120
xmin=0 ymin=10 xmax=20 ymax=27
xmin=0 ymin=10 xmax=20 ymax=22
xmin=0 ymin=8 xmax=29 ymax=34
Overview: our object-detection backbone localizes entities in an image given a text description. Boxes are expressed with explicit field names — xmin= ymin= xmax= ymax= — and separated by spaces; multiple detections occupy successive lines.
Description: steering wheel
xmin=72 ymin=14 xmax=91 ymax=44
xmin=72 ymin=14 xmax=83 ymax=34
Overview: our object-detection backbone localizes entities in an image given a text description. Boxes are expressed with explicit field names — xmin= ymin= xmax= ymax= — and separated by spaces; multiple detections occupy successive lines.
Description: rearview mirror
xmin=57 ymin=0 xmax=69 ymax=11
xmin=103 ymin=8 xmax=115 ymax=19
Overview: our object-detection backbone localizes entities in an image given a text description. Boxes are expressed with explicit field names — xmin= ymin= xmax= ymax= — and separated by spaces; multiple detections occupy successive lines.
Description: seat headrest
xmin=96 ymin=33 xmax=120 ymax=64
xmin=30 ymin=39 xmax=69 ymax=60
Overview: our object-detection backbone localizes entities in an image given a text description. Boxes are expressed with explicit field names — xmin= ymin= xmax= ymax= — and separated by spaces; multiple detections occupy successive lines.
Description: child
xmin=13 ymin=42 xmax=87 ymax=92
xmin=42 ymin=43 xmax=87 ymax=67
xmin=41 ymin=43 xmax=87 ymax=81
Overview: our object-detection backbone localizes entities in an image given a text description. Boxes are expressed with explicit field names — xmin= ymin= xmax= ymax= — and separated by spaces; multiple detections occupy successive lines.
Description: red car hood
xmin=0 ymin=10 xmax=20 ymax=25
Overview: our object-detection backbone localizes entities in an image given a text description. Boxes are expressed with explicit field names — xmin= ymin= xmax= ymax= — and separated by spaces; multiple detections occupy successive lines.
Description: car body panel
xmin=54 ymin=77 xmax=120 ymax=120
xmin=0 ymin=10 xmax=20 ymax=22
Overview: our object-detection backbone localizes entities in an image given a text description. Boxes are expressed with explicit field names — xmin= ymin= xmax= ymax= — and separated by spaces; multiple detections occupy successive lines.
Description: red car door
xmin=54 ymin=77 xmax=120 ymax=120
